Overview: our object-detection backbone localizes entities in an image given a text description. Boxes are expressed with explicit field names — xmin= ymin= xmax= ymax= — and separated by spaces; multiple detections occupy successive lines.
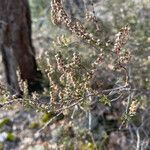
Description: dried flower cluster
xmin=113 ymin=25 xmax=131 ymax=81
xmin=113 ymin=25 xmax=130 ymax=54
xmin=92 ymin=53 xmax=104 ymax=68
xmin=51 ymin=0 xmax=103 ymax=46
xmin=119 ymin=51 xmax=131 ymax=64
xmin=53 ymin=35 xmax=71 ymax=47
xmin=45 ymin=50 xmax=96 ymax=106
xmin=129 ymin=100 xmax=140 ymax=116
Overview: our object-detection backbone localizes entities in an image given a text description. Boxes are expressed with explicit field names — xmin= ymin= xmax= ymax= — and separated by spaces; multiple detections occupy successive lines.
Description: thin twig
xmin=111 ymin=94 xmax=123 ymax=102
xmin=136 ymin=129 xmax=140 ymax=150
xmin=101 ymin=85 xmax=128 ymax=93
xmin=36 ymin=111 xmax=63 ymax=133
xmin=55 ymin=98 xmax=84 ymax=112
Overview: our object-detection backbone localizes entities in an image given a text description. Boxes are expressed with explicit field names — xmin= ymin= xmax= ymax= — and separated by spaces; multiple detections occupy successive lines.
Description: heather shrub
xmin=0 ymin=0 xmax=149 ymax=149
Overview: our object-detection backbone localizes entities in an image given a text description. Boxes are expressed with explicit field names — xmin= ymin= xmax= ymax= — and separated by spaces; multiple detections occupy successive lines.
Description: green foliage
xmin=0 ymin=96 xmax=8 ymax=103
xmin=79 ymin=142 xmax=95 ymax=150
xmin=6 ymin=132 xmax=16 ymax=142
xmin=0 ymin=143 xmax=3 ymax=150
xmin=41 ymin=112 xmax=55 ymax=123
xmin=29 ymin=122 xmax=40 ymax=129
xmin=100 ymin=95 xmax=111 ymax=106
xmin=0 ymin=118 xmax=11 ymax=128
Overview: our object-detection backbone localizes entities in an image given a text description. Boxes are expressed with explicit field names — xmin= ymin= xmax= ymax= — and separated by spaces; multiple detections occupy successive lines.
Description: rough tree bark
xmin=0 ymin=0 xmax=43 ymax=96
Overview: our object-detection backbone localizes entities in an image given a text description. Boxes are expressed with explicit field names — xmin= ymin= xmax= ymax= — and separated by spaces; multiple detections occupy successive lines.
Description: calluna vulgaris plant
xmin=0 ymin=0 xmax=138 ymax=133
xmin=38 ymin=0 xmax=134 ymax=120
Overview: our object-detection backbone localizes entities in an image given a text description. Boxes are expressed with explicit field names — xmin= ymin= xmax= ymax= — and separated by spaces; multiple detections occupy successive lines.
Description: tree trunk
xmin=0 ymin=0 xmax=42 ymax=96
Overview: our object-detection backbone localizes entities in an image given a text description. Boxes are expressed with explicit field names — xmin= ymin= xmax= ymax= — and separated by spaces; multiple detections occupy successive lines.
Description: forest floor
xmin=0 ymin=92 xmax=150 ymax=150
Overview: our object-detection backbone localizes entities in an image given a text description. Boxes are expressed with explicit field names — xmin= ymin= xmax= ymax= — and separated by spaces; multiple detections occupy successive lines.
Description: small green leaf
xmin=6 ymin=132 xmax=16 ymax=141
xmin=29 ymin=122 xmax=40 ymax=129
xmin=0 ymin=118 xmax=11 ymax=128
xmin=41 ymin=112 xmax=55 ymax=123
xmin=100 ymin=95 xmax=111 ymax=106
xmin=0 ymin=143 xmax=3 ymax=150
